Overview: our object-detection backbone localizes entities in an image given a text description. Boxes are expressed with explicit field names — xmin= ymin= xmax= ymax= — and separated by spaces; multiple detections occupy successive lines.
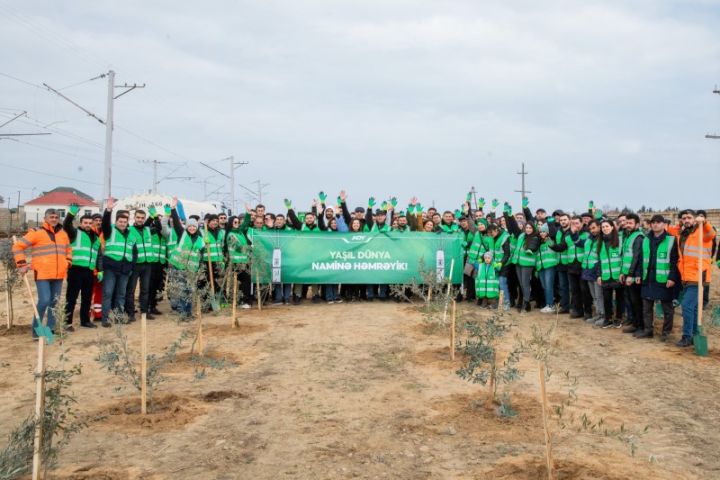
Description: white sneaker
xmin=241 ymin=303 xmax=251 ymax=309
xmin=327 ymin=300 xmax=335 ymax=304
xmin=335 ymin=298 xmax=343 ymax=304
xmin=540 ymin=306 xmax=553 ymax=314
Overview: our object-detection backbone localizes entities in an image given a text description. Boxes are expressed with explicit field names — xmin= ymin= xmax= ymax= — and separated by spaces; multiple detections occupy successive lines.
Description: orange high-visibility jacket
xmin=12 ymin=222 xmax=72 ymax=280
xmin=670 ymin=222 xmax=716 ymax=284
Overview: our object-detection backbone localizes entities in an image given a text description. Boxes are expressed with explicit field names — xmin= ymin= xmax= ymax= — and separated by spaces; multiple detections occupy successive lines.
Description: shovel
xmin=694 ymin=221 xmax=708 ymax=356
xmin=203 ymin=225 xmax=220 ymax=313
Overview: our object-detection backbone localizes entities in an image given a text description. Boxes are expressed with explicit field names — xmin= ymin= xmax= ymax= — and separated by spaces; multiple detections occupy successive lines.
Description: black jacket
xmin=641 ymin=231 xmax=680 ymax=301
xmin=101 ymin=209 xmax=136 ymax=274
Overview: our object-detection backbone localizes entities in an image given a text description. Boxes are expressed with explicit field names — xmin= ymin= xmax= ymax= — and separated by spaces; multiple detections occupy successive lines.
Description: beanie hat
xmin=187 ymin=218 xmax=199 ymax=228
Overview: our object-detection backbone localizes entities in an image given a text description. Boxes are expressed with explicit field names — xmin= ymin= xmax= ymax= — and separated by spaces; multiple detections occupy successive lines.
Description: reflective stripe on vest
xmin=536 ymin=241 xmax=559 ymax=270
xmin=488 ymin=231 xmax=509 ymax=266
xmin=129 ymin=226 xmax=152 ymax=263
xmin=621 ymin=230 xmax=644 ymax=275
xmin=475 ymin=263 xmax=499 ymax=298
xmin=511 ymin=233 xmax=536 ymax=267
xmin=169 ymin=231 xmax=205 ymax=271
xmin=203 ymin=229 xmax=225 ymax=263
xmin=104 ymin=227 xmax=134 ymax=262
xmin=642 ymin=235 xmax=674 ymax=283
xmin=599 ymin=242 xmax=622 ymax=281
xmin=71 ymin=230 xmax=100 ymax=269
xmin=582 ymin=237 xmax=599 ymax=270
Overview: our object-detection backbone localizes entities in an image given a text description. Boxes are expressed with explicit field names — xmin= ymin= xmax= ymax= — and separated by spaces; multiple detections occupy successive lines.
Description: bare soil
xmin=1 ymin=271 xmax=719 ymax=479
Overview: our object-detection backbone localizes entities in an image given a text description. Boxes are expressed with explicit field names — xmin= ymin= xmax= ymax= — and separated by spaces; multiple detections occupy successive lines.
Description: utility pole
xmin=141 ymin=159 xmax=169 ymax=194
xmin=45 ymin=71 xmax=145 ymax=203
xmin=238 ymin=179 xmax=270 ymax=204
xmin=706 ymin=86 xmax=720 ymax=139
xmin=200 ymin=157 xmax=248 ymax=214
xmin=514 ymin=162 xmax=531 ymax=206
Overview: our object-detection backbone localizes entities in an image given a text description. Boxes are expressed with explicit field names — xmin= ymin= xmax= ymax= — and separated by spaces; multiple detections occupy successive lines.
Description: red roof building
xmin=23 ymin=187 xmax=100 ymax=223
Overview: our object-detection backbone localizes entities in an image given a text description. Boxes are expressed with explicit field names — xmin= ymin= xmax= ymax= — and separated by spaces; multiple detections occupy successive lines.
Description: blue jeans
xmin=102 ymin=269 xmax=130 ymax=323
xmin=498 ymin=275 xmax=511 ymax=308
xmin=557 ymin=269 xmax=569 ymax=310
xmin=167 ymin=267 xmax=193 ymax=317
xmin=367 ymin=285 xmax=387 ymax=300
xmin=273 ymin=284 xmax=291 ymax=303
xmin=538 ymin=267 xmax=556 ymax=307
xmin=33 ymin=279 xmax=63 ymax=336
xmin=681 ymin=285 xmax=700 ymax=338
xmin=325 ymin=284 xmax=339 ymax=301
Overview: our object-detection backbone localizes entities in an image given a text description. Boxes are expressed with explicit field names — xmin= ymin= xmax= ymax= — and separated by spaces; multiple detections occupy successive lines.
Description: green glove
xmin=588 ymin=200 xmax=594 ymax=210
xmin=717 ymin=260 xmax=720 ymax=269
xmin=478 ymin=197 xmax=485 ymax=209
xmin=416 ymin=203 xmax=423 ymax=214
xmin=522 ymin=197 xmax=529 ymax=209
xmin=454 ymin=210 xmax=462 ymax=219
xmin=319 ymin=191 xmax=327 ymax=203
xmin=408 ymin=205 xmax=415 ymax=214
xmin=594 ymin=209 xmax=603 ymax=220
xmin=368 ymin=197 xmax=376 ymax=208
xmin=34 ymin=324 xmax=54 ymax=344
xmin=494 ymin=262 xmax=502 ymax=270
xmin=547 ymin=216 xmax=555 ymax=224
xmin=381 ymin=201 xmax=389 ymax=211
xmin=164 ymin=204 xmax=172 ymax=216
xmin=68 ymin=203 xmax=79 ymax=216
xmin=337 ymin=196 xmax=342 ymax=205
xmin=391 ymin=197 xmax=398 ymax=208
xmin=503 ymin=203 xmax=512 ymax=215
xmin=284 ymin=198 xmax=292 ymax=209
xmin=491 ymin=199 xmax=499 ymax=209
xmin=466 ymin=192 xmax=472 ymax=202
xmin=148 ymin=205 xmax=157 ymax=218
xmin=97 ymin=271 xmax=104 ymax=282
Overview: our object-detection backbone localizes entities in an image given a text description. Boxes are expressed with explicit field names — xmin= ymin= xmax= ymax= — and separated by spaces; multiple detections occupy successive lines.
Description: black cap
xmin=375 ymin=209 xmax=387 ymax=216
xmin=649 ymin=214 xmax=666 ymax=224
xmin=354 ymin=207 xmax=365 ymax=214
xmin=580 ymin=212 xmax=592 ymax=218
xmin=679 ymin=209 xmax=695 ymax=217
xmin=552 ymin=210 xmax=564 ymax=217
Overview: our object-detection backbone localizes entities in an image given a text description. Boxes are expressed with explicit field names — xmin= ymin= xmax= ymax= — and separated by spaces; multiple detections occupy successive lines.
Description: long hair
xmin=522 ymin=222 xmax=538 ymax=248
xmin=598 ymin=220 xmax=619 ymax=253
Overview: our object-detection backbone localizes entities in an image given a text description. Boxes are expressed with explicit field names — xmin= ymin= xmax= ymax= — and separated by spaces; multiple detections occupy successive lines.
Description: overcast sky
xmin=1 ymin=0 xmax=719 ymax=214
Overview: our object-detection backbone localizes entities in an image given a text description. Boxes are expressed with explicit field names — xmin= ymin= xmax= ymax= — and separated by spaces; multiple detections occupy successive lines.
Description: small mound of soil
xmin=163 ymin=350 xmax=240 ymax=374
xmin=200 ymin=389 xmax=249 ymax=402
xmin=479 ymin=454 xmax=638 ymax=480
xmin=0 ymin=324 xmax=32 ymax=337
xmin=91 ymin=394 xmax=207 ymax=434
xmin=428 ymin=393 xmax=544 ymax=442
xmin=292 ymin=323 xmax=307 ymax=328
xmin=412 ymin=347 xmax=465 ymax=368
xmin=204 ymin=323 xmax=269 ymax=336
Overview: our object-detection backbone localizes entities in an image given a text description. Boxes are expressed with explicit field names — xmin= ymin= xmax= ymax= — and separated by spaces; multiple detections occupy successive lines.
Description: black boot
xmin=524 ymin=301 xmax=531 ymax=312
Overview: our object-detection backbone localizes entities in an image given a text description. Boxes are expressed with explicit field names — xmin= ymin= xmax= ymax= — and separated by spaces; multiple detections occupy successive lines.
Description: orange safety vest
xmin=12 ymin=222 xmax=72 ymax=280
xmin=673 ymin=222 xmax=715 ymax=284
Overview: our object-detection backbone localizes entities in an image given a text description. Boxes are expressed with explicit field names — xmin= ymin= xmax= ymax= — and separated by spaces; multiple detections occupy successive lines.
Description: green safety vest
xmin=71 ymin=230 xmax=100 ymax=269
xmin=301 ymin=224 xmax=320 ymax=232
xmin=511 ymin=233 xmax=536 ymax=267
xmin=440 ymin=223 xmax=459 ymax=234
xmin=642 ymin=235 xmax=674 ymax=283
xmin=149 ymin=232 xmax=162 ymax=264
xmin=158 ymin=236 xmax=167 ymax=265
xmin=227 ymin=230 xmax=250 ymax=264
xmin=475 ymin=263 xmax=499 ymax=299
xmin=166 ymin=229 xmax=178 ymax=263
xmin=535 ymin=240 xmax=560 ymax=271
xmin=599 ymin=242 xmax=623 ymax=281
xmin=468 ymin=232 xmax=487 ymax=263
xmin=104 ymin=227 xmax=135 ymax=263
xmin=581 ymin=237 xmax=599 ymax=270
xmin=203 ymin=229 xmax=226 ymax=263
xmin=621 ymin=230 xmax=644 ymax=275
xmin=129 ymin=225 xmax=153 ymax=264
xmin=461 ymin=229 xmax=474 ymax=251
xmin=485 ymin=231 xmax=510 ymax=266
xmin=169 ymin=231 xmax=205 ymax=271
xmin=556 ymin=230 xmax=588 ymax=265
xmin=363 ymin=223 xmax=389 ymax=233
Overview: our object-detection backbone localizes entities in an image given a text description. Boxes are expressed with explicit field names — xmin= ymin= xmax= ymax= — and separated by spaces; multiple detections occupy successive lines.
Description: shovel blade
xmin=694 ymin=327 xmax=709 ymax=357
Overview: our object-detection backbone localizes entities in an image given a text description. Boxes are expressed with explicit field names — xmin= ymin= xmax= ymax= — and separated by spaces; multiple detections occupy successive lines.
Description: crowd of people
xmin=11 ymin=190 xmax=718 ymax=348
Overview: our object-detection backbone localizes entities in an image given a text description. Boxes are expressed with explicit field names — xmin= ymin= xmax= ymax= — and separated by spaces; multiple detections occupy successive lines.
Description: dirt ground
xmin=1 ymin=274 xmax=719 ymax=480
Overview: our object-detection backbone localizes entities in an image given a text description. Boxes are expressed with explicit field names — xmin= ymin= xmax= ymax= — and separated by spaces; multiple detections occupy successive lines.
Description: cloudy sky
xmin=1 ymin=0 xmax=719 ymax=214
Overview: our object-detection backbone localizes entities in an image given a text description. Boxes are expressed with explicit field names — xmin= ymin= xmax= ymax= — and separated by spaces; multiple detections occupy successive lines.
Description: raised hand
xmin=522 ymin=197 xmax=529 ymax=209
xmin=284 ymin=198 xmax=292 ymax=209
xmin=68 ymin=203 xmax=79 ymax=216
xmin=164 ymin=204 xmax=172 ymax=216
xmin=368 ymin=197 xmax=376 ymax=208
xmin=339 ymin=190 xmax=347 ymax=202
xmin=318 ymin=191 xmax=327 ymax=203
xmin=148 ymin=204 xmax=157 ymax=218
xmin=170 ymin=197 xmax=178 ymax=209
xmin=478 ymin=197 xmax=485 ymax=209
xmin=491 ymin=198 xmax=499 ymax=210
xmin=106 ymin=198 xmax=116 ymax=211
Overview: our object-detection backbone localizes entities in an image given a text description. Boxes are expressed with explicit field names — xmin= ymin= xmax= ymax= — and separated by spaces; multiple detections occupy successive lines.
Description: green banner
xmin=251 ymin=231 xmax=464 ymax=284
